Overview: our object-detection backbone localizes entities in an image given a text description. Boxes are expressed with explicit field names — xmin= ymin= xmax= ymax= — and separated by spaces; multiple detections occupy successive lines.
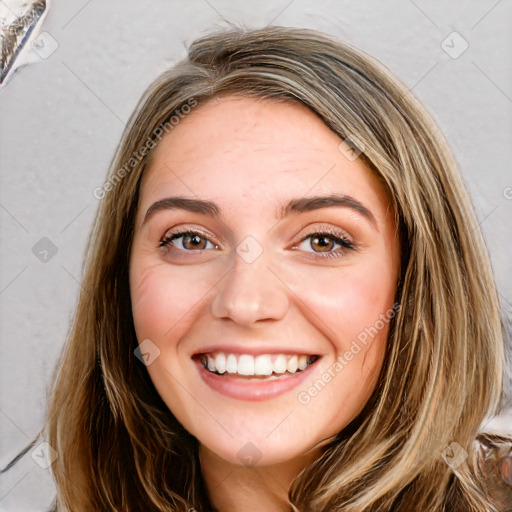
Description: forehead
xmin=138 ymin=95 xmax=391 ymax=220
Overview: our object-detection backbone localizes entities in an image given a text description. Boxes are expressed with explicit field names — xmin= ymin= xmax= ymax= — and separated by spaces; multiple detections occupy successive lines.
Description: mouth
xmin=195 ymin=352 xmax=319 ymax=378
xmin=193 ymin=351 xmax=320 ymax=401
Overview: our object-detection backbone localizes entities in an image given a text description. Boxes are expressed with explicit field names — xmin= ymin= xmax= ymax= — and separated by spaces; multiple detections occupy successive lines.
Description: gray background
xmin=1 ymin=1 xmax=511 ymax=510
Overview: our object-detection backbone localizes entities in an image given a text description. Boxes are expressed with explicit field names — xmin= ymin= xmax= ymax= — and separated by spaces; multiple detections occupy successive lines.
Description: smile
xmin=194 ymin=351 xmax=321 ymax=401
xmin=198 ymin=352 xmax=318 ymax=377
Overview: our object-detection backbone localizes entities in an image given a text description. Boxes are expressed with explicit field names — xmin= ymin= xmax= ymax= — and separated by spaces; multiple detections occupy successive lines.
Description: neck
xmin=198 ymin=444 xmax=322 ymax=512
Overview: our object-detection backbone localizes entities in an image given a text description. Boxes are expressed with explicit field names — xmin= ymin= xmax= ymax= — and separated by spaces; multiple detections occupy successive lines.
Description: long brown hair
xmin=36 ymin=25 xmax=512 ymax=510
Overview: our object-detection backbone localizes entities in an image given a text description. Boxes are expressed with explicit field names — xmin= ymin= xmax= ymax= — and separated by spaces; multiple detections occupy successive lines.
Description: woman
xmin=4 ymin=25 xmax=512 ymax=511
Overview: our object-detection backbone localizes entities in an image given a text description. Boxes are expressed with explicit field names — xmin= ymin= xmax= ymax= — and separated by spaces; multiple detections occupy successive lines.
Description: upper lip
xmin=192 ymin=344 xmax=320 ymax=357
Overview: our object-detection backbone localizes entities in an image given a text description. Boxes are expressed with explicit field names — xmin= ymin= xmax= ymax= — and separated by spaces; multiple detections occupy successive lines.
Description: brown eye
xmin=310 ymin=235 xmax=336 ymax=252
xmin=181 ymin=233 xmax=208 ymax=250
xmin=160 ymin=230 xmax=217 ymax=251
xmin=294 ymin=230 xmax=355 ymax=260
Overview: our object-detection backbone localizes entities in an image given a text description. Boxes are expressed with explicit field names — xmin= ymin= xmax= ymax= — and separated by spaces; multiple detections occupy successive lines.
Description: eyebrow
xmin=143 ymin=194 xmax=377 ymax=227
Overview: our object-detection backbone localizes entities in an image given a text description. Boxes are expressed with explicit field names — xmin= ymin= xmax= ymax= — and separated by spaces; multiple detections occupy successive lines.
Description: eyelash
xmin=159 ymin=227 xmax=355 ymax=260
xmin=296 ymin=228 xmax=355 ymax=259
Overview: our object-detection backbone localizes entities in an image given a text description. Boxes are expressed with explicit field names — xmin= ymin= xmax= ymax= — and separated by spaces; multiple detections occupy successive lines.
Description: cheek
xmin=295 ymin=260 xmax=395 ymax=423
xmin=129 ymin=258 xmax=211 ymax=342
xmin=302 ymin=258 xmax=397 ymax=353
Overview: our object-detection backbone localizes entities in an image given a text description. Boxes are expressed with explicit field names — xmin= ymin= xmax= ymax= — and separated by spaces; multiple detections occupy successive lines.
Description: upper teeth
xmin=201 ymin=353 xmax=315 ymax=376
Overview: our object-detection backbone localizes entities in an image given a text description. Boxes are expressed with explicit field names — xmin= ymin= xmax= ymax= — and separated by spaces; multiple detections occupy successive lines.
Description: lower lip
xmin=194 ymin=358 xmax=319 ymax=401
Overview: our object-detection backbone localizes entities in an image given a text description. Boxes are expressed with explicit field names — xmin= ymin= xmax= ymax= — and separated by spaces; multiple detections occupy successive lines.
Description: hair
xmin=4 ymin=25 xmax=511 ymax=511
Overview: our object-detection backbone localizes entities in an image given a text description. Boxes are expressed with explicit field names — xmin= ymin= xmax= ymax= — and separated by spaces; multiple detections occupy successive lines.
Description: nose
xmin=210 ymin=252 xmax=289 ymax=326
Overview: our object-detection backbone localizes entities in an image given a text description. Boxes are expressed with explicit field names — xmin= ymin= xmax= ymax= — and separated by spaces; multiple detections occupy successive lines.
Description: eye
xmin=159 ymin=227 xmax=354 ymax=259
xmin=294 ymin=228 xmax=355 ymax=259
xmin=160 ymin=230 xmax=218 ymax=251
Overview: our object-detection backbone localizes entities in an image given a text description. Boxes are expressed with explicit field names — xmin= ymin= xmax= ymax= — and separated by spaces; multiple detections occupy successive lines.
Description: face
xmin=129 ymin=96 xmax=400 ymax=468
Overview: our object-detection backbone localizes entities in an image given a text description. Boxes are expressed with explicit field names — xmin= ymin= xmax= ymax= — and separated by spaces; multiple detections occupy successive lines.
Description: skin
xmin=129 ymin=96 xmax=401 ymax=511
